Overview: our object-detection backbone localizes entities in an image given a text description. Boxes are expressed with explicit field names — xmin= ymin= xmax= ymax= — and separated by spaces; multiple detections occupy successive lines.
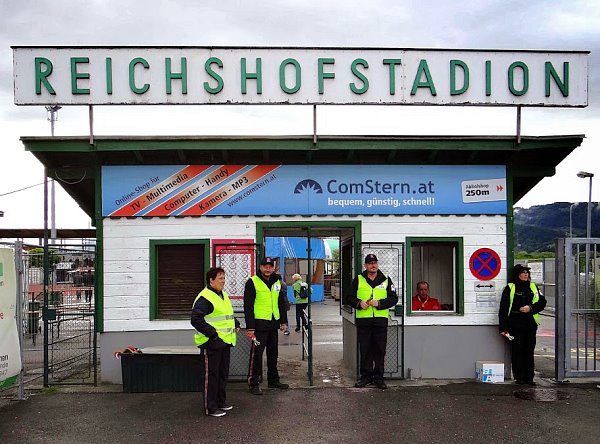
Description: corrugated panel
xmin=157 ymin=244 xmax=204 ymax=318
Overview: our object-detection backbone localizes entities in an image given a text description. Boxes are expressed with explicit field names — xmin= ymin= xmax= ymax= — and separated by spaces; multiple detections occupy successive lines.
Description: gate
xmin=41 ymin=243 xmax=97 ymax=385
xmin=359 ymin=242 xmax=404 ymax=378
xmin=213 ymin=243 xmax=261 ymax=380
xmin=0 ymin=241 xmax=97 ymax=398
xmin=555 ymin=238 xmax=600 ymax=380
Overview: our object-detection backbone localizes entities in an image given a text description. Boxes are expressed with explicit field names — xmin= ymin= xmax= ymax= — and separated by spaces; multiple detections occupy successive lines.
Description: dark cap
xmin=513 ymin=264 xmax=531 ymax=274
xmin=364 ymin=253 xmax=378 ymax=263
xmin=260 ymin=256 xmax=276 ymax=266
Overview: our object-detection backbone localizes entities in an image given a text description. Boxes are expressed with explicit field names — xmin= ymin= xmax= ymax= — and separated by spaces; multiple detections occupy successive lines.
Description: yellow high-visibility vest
xmin=508 ymin=282 xmax=541 ymax=326
xmin=355 ymin=275 xmax=389 ymax=319
xmin=252 ymin=275 xmax=281 ymax=321
xmin=193 ymin=288 xmax=236 ymax=347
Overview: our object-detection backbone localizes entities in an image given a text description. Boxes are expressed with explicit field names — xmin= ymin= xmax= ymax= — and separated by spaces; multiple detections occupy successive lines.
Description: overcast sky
xmin=1 ymin=0 xmax=598 ymax=230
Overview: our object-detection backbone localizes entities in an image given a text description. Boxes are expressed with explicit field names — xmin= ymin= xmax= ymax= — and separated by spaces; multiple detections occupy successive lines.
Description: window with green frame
xmin=406 ymin=237 xmax=464 ymax=315
xmin=149 ymin=239 xmax=210 ymax=319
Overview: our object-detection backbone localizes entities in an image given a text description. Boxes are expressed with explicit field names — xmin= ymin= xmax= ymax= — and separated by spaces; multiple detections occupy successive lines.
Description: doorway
xmin=257 ymin=221 xmax=360 ymax=386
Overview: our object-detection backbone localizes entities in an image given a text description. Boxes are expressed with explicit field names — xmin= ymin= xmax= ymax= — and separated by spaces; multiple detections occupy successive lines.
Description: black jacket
xmin=498 ymin=280 xmax=546 ymax=332
xmin=243 ymin=272 xmax=288 ymax=331
xmin=347 ymin=269 xmax=398 ymax=326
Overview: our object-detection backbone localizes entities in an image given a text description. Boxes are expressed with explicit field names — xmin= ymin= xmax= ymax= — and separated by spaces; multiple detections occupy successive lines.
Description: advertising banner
xmin=0 ymin=248 xmax=21 ymax=389
xmin=102 ymin=164 xmax=506 ymax=216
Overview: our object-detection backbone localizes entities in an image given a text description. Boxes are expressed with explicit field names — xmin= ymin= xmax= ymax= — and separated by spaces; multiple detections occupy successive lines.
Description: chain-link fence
xmin=360 ymin=242 xmax=404 ymax=378
xmin=213 ymin=243 xmax=260 ymax=312
xmin=1 ymin=241 xmax=97 ymax=399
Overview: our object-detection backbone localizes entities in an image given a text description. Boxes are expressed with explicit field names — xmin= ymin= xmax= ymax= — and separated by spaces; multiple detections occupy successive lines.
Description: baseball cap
xmin=513 ymin=264 xmax=531 ymax=274
xmin=364 ymin=254 xmax=378 ymax=263
xmin=260 ymin=257 xmax=276 ymax=266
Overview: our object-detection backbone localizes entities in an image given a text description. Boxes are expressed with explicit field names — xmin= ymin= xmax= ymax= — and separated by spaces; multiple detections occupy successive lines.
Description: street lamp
xmin=576 ymin=171 xmax=594 ymax=239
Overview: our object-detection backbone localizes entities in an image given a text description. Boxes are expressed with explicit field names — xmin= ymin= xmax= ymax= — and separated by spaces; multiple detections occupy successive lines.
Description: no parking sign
xmin=469 ymin=248 xmax=501 ymax=281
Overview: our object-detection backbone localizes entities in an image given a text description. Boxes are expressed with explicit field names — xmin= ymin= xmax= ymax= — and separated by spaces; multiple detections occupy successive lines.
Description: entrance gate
xmin=213 ymin=243 xmax=262 ymax=380
xmin=42 ymin=244 xmax=97 ymax=385
xmin=359 ymin=242 xmax=404 ymax=378
xmin=555 ymin=238 xmax=600 ymax=380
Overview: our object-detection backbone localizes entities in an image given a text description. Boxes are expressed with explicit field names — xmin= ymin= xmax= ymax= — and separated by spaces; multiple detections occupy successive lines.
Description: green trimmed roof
xmin=21 ymin=134 xmax=584 ymax=220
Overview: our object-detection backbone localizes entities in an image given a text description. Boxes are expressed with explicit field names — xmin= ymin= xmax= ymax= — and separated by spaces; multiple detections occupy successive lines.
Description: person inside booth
xmin=411 ymin=281 xmax=442 ymax=311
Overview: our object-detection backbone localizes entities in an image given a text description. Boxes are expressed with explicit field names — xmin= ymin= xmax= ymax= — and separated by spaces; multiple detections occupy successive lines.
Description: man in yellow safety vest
xmin=244 ymin=256 xmax=289 ymax=395
xmin=347 ymin=253 xmax=398 ymax=390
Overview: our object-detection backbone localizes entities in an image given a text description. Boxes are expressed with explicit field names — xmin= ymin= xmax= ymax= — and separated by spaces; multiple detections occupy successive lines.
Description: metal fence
xmin=360 ymin=242 xmax=404 ymax=378
xmin=1 ymin=240 xmax=97 ymax=399
xmin=556 ymin=238 xmax=600 ymax=380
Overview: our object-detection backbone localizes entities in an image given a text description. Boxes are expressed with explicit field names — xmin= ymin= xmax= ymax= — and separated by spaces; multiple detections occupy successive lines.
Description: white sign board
xmin=13 ymin=47 xmax=589 ymax=106
xmin=0 ymin=248 xmax=21 ymax=389
xmin=474 ymin=281 xmax=496 ymax=292
xmin=462 ymin=179 xmax=506 ymax=203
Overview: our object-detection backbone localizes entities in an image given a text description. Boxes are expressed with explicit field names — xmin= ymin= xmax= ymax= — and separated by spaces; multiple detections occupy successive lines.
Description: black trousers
xmin=200 ymin=345 xmax=231 ymax=414
xmin=247 ymin=329 xmax=280 ymax=387
xmin=357 ymin=324 xmax=388 ymax=382
xmin=295 ymin=303 xmax=308 ymax=329
xmin=509 ymin=325 xmax=537 ymax=383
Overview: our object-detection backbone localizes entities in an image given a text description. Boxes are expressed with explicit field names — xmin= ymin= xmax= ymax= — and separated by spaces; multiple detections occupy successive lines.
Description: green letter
xmin=165 ymin=57 xmax=187 ymax=95
xmin=204 ymin=57 xmax=224 ymax=94
xmin=411 ymin=60 xmax=437 ymax=96
xmin=71 ymin=57 xmax=90 ymax=95
xmin=485 ymin=60 xmax=492 ymax=96
xmin=35 ymin=57 xmax=55 ymax=95
xmin=508 ymin=61 xmax=529 ymax=96
xmin=383 ymin=59 xmax=401 ymax=95
xmin=318 ymin=58 xmax=335 ymax=94
xmin=450 ymin=60 xmax=469 ymax=95
xmin=241 ymin=58 xmax=262 ymax=94
xmin=545 ymin=61 xmax=569 ymax=97
xmin=279 ymin=58 xmax=301 ymax=94
xmin=106 ymin=57 xmax=113 ymax=95
xmin=129 ymin=58 xmax=150 ymax=94
xmin=350 ymin=58 xmax=369 ymax=94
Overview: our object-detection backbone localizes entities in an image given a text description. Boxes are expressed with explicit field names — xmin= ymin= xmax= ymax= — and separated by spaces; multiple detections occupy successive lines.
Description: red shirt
xmin=412 ymin=296 xmax=441 ymax=311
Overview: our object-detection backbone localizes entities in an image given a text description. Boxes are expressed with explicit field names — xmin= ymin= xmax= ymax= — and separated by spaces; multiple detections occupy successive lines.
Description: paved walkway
xmin=3 ymin=299 xmax=600 ymax=443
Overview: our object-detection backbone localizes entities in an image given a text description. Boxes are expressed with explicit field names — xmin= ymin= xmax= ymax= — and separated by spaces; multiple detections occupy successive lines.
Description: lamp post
xmin=576 ymin=171 xmax=594 ymax=239
xmin=577 ymin=171 xmax=594 ymax=308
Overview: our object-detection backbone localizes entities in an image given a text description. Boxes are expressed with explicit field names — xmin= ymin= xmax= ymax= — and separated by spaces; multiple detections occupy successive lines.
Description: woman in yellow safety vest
xmin=498 ymin=264 xmax=546 ymax=386
xmin=191 ymin=267 xmax=239 ymax=417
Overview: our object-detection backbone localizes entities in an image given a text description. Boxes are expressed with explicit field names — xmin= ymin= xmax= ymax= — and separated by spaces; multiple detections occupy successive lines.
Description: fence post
xmin=554 ymin=238 xmax=567 ymax=382
xmin=14 ymin=241 xmax=26 ymax=399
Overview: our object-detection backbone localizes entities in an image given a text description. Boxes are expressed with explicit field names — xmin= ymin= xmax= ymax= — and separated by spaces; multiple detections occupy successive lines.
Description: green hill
xmin=514 ymin=202 xmax=599 ymax=253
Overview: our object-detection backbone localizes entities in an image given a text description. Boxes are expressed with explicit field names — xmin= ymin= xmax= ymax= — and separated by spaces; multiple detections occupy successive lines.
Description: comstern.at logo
xmin=293 ymin=179 xmax=323 ymax=194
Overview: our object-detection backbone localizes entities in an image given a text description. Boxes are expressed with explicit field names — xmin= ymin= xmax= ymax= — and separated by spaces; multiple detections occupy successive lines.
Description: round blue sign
xmin=469 ymin=248 xmax=501 ymax=280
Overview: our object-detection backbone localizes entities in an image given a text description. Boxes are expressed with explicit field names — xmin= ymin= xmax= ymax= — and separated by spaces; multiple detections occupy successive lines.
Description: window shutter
xmin=157 ymin=244 xmax=204 ymax=318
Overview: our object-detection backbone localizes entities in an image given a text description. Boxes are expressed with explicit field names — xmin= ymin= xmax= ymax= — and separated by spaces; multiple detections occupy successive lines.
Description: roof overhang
xmin=20 ymin=134 xmax=585 ymax=220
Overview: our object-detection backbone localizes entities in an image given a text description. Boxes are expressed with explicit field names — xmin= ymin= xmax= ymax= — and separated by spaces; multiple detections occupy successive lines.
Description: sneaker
xmin=373 ymin=380 xmax=387 ymax=390
xmin=249 ymin=386 xmax=263 ymax=395
xmin=219 ymin=404 xmax=233 ymax=411
xmin=294 ymin=327 xmax=300 ymax=332
xmin=208 ymin=410 xmax=226 ymax=417
xmin=284 ymin=330 xmax=290 ymax=335
xmin=268 ymin=381 xmax=289 ymax=389
xmin=354 ymin=379 xmax=371 ymax=388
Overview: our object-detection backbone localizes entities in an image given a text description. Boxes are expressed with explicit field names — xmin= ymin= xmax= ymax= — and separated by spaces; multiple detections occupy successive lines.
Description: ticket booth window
xmin=149 ymin=239 xmax=210 ymax=319
xmin=407 ymin=238 xmax=464 ymax=315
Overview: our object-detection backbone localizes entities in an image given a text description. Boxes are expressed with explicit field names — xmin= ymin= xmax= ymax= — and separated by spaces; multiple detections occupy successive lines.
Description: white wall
xmin=102 ymin=214 xmax=506 ymax=331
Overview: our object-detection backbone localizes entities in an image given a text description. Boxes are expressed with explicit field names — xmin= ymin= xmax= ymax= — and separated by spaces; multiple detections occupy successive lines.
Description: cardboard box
xmin=475 ymin=361 xmax=504 ymax=383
